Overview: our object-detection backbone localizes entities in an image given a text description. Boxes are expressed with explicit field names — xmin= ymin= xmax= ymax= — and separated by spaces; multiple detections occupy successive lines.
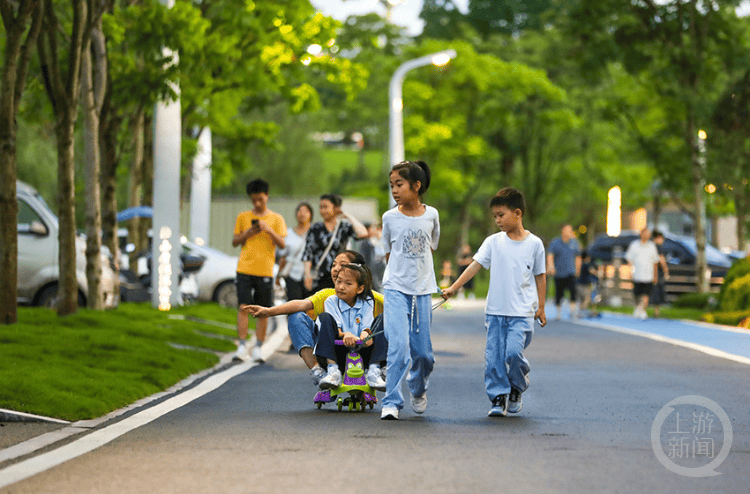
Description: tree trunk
xmin=56 ymin=112 xmax=80 ymax=315
xmin=736 ymin=185 xmax=748 ymax=253
xmin=140 ymin=115 xmax=154 ymax=256
xmin=101 ymin=91 xmax=121 ymax=303
xmin=0 ymin=0 xmax=43 ymax=324
xmin=128 ymin=108 xmax=145 ymax=269
xmin=37 ymin=0 xmax=89 ymax=315
xmin=82 ymin=37 xmax=103 ymax=309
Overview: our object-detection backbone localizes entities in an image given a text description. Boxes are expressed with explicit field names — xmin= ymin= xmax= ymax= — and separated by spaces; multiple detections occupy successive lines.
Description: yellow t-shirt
xmin=306 ymin=289 xmax=384 ymax=321
xmin=234 ymin=209 xmax=287 ymax=277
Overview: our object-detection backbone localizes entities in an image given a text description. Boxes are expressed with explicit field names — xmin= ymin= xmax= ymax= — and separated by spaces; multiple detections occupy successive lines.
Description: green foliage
xmin=672 ymin=293 xmax=714 ymax=310
xmin=701 ymin=309 xmax=750 ymax=326
xmin=0 ymin=303 xmax=241 ymax=420
xmin=720 ymin=273 xmax=750 ymax=312
xmin=719 ymin=257 xmax=750 ymax=309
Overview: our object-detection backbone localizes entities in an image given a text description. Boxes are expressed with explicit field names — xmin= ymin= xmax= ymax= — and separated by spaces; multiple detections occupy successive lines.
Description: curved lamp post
xmin=388 ymin=49 xmax=456 ymax=207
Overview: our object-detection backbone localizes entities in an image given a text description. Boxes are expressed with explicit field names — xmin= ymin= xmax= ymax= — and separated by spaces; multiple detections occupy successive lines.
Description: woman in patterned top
xmin=302 ymin=194 xmax=369 ymax=292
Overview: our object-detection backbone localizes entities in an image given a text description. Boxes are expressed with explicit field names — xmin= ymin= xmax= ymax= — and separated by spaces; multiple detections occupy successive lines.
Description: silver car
xmin=181 ymin=240 xmax=238 ymax=307
xmin=16 ymin=181 xmax=117 ymax=308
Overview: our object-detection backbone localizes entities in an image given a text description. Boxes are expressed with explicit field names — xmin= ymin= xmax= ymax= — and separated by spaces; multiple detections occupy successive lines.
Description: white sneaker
xmin=381 ymin=406 xmax=399 ymax=420
xmin=366 ymin=365 xmax=386 ymax=391
xmin=232 ymin=344 xmax=250 ymax=362
xmin=252 ymin=345 xmax=264 ymax=363
xmin=508 ymin=388 xmax=523 ymax=414
xmin=310 ymin=366 xmax=325 ymax=386
xmin=412 ymin=393 xmax=427 ymax=414
xmin=319 ymin=365 xmax=342 ymax=389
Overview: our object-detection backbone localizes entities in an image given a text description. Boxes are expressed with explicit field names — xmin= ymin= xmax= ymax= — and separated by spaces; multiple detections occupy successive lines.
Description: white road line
xmin=576 ymin=319 xmax=750 ymax=367
xmin=0 ymin=314 xmax=289 ymax=489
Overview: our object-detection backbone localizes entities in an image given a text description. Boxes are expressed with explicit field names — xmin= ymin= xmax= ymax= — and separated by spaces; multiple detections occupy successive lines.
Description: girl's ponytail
xmin=414 ymin=161 xmax=430 ymax=194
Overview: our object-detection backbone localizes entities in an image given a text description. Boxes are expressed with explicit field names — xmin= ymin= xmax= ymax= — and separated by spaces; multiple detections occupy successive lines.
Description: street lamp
xmin=388 ymin=49 xmax=456 ymax=207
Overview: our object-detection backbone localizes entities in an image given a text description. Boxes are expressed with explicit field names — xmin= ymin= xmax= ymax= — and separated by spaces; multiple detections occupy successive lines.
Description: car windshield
xmin=669 ymin=235 xmax=732 ymax=268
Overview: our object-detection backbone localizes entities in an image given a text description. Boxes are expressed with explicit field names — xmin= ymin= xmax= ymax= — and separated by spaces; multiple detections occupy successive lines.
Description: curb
xmin=0 ymin=409 xmax=69 ymax=425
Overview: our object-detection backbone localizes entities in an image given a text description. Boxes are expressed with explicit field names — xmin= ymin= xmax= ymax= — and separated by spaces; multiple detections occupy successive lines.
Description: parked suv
xmin=587 ymin=230 xmax=733 ymax=299
xmin=16 ymin=181 xmax=117 ymax=308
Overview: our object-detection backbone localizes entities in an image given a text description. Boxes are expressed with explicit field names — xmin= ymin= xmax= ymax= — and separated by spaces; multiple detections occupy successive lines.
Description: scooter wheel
xmin=316 ymin=402 xmax=322 ymax=409
xmin=337 ymin=397 xmax=343 ymax=411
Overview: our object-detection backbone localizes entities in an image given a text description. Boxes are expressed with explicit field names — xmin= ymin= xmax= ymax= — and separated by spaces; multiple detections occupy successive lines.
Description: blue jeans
xmin=485 ymin=315 xmax=533 ymax=401
xmin=383 ymin=290 xmax=435 ymax=410
xmin=288 ymin=311 xmax=317 ymax=353
xmin=314 ymin=313 xmax=387 ymax=369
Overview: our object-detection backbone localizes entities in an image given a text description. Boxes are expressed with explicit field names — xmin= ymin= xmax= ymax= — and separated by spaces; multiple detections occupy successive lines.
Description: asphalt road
xmin=2 ymin=308 xmax=749 ymax=493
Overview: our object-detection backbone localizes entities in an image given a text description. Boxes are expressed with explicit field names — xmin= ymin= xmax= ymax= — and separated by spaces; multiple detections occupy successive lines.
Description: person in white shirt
xmin=442 ymin=187 xmax=547 ymax=417
xmin=380 ymin=161 xmax=440 ymax=421
xmin=624 ymin=228 xmax=660 ymax=319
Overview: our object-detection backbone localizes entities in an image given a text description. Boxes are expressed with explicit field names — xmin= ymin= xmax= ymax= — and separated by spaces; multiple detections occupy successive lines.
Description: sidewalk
xmin=550 ymin=302 xmax=750 ymax=365
xmin=436 ymin=297 xmax=750 ymax=365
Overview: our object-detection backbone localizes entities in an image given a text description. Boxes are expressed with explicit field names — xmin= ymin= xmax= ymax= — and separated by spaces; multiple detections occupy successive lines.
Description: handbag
xmin=310 ymin=220 xmax=340 ymax=280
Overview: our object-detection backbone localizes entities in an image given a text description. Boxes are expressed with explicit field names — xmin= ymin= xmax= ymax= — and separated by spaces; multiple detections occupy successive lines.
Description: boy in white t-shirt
xmin=442 ymin=188 xmax=547 ymax=417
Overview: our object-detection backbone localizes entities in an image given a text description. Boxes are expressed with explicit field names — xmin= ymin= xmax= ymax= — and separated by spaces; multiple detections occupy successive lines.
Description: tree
xmin=37 ymin=0 xmax=91 ymax=315
xmin=81 ymin=1 xmax=107 ymax=309
xmin=402 ymin=40 xmax=571 ymax=254
xmin=0 ymin=0 xmax=43 ymax=324
xmin=566 ymin=0 xmax=750 ymax=292
xmin=711 ymin=71 xmax=750 ymax=251
xmin=466 ymin=0 xmax=554 ymax=38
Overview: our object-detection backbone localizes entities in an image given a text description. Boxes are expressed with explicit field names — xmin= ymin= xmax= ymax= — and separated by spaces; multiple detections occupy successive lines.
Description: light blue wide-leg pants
xmin=382 ymin=289 xmax=435 ymax=410
xmin=485 ymin=315 xmax=533 ymax=401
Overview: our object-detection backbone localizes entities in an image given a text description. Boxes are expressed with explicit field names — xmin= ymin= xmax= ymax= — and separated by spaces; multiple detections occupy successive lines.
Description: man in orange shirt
xmin=232 ymin=179 xmax=287 ymax=362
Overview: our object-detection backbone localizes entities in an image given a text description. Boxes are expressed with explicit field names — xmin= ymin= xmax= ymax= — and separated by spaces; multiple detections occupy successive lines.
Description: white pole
xmin=190 ymin=127 xmax=212 ymax=246
xmin=152 ymin=0 xmax=182 ymax=310
xmin=388 ymin=49 xmax=456 ymax=208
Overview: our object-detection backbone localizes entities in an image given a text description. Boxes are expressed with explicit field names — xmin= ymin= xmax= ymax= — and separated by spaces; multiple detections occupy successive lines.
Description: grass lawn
xmin=0 ymin=303 xmax=247 ymax=421
xmin=595 ymin=304 xmax=708 ymax=321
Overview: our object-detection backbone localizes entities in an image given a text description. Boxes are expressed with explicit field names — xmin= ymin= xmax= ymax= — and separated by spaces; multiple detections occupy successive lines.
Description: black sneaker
xmin=508 ymin=388 xmax=523 ymax=414
xmin=488 ymin=394 xmax=508 ymax=417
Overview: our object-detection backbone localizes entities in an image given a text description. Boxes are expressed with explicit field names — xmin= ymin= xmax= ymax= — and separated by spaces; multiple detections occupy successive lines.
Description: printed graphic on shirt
xmin=402 ymin=229 xmax=429 ymax=258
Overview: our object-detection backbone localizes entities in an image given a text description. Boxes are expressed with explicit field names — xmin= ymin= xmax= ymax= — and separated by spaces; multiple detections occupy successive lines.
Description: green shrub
xmin=721 ymin=273 xmax=750 ymax=312
xmin=719 ymin=257 xmax=750 ymax=309
xmin=701 ymin=309 xmax=750 ymax=326
xmin=673 ymin=292 xmax=714 ymax=309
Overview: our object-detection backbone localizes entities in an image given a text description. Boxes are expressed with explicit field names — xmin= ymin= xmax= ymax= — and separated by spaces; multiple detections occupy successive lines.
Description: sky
xmin=309 ymin=0 xmax=468 ymax=36
xmin=310 ymin=1 xmax=750 ymax=36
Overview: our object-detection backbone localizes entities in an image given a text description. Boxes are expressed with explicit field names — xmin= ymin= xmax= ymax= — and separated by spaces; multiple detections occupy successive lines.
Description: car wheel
xmin=36 ymin=284 xmax=86 ymax=308
xmin=214 ymin=281 xmax=237 ymax=308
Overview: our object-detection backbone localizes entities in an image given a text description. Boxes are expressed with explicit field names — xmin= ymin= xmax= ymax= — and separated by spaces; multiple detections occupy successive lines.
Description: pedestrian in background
xmin=232 ymin=179 xmax=287 ymax=363
xmin=650 ymin=230 xmax=670 ymax=318
xmin=277 ymin=202 xmax=313 ymax=301
xmin=547 ymin=224 xmax=581 ymax=319
xmin=380 ymin=160 xmax=440 ymax=421
xmin=442 ymin=187 xmax=546 ymax=417
xmin=355 ymin=222 xmax=386 ymax=292
xmin=303 ymin=194 xmax=369 ymax=293
xmin=456 ymin=244 xmax=475 ymax=299
xmin=624 ymin=227 xmax=660 ymax=319
xmin=577 ymin=250 xmax=599 ymax=314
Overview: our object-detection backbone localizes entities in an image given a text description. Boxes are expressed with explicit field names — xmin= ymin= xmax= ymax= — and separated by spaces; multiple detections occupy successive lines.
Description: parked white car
xmin=16 ymin=181 xmax=117 ymax=308
xmin=118 ymin=225 xmax=238 ymax=307
xmin=181 ymin=240 xmax=238 ymax=307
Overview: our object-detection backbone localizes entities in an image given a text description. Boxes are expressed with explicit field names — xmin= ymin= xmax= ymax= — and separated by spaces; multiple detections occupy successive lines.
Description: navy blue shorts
xmin=633 ymin=282 xmax=654 ymax=299
xmin=235 ymin=273 xmax=273 ymax=307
